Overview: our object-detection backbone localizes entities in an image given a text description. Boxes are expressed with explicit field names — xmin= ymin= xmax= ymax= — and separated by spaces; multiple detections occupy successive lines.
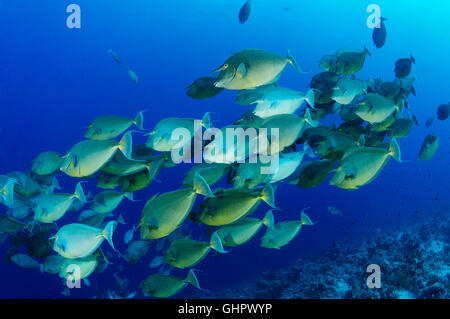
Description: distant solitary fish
xmin=127 ymin=67 xmax=139 ymax=84
xmin=425 ymin=116 xmax=434 ymax=127
xmin=108 ymin=49 xmax=122 ymax=64
xmin=124 ymin=225 xmax=136 ymax=245
xmin=418 ymin=134 xmax=439 ymax=161
xmin=327 ymin=206 xmax=342 ymax=216
xmin=239 ymin=0 xmax=251 ymax=24
xmin=372 ymin=17 xmax=387 ymax=49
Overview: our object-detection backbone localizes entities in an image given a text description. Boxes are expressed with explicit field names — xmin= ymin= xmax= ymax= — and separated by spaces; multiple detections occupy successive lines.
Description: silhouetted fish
xmin=239 ymin=0 xmax=251 ymax=24
xmin=437 ymin=103 xmax=450 ymax=120
xmin=395 ymin=55 xmax=415 ymax=78
xmin=372 ymin=17 xmax=387 ymax=49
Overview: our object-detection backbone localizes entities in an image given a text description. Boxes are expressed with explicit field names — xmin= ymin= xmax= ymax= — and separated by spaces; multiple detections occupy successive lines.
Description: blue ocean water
xmin=0 ymin=0 xmax=448 ymax=298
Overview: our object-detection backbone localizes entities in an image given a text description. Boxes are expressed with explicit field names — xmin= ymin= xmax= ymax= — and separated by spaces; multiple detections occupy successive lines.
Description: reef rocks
xmin=200 ymin=215 xmax=449 ymax=299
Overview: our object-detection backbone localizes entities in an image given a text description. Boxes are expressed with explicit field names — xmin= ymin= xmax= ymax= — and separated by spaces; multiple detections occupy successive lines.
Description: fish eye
xmin=345 ymin=174 xmax=355 ymax=180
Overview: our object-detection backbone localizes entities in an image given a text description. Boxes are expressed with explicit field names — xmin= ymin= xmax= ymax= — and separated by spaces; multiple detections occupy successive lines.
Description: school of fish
xmin=0 ymin=9 xmax=444 ymax=299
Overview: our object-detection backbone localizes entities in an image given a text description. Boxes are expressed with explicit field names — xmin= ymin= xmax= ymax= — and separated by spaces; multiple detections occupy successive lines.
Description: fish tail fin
xmin=102 ymin=221 xmax=118 ymax=252
xmin=364 ymin=46 xmax=372 ymax=57
xmin=118 ymin=131 xmax=133 ymax=159
xmin=134 ymin=111 xmax=145 ymax=130
xmin=201 ymin=112 xmax=211 ymax=130
xmin=410 ymin=54 xmax=416 ymax=64
xmin=357 ymin=134 xmax=366 ymax=146
xmin=300 ymin=207 xmax=314 ymax=226
xmin=304 ymin=89 xmax=316 ymax=109
xmin=124 ymin=192 xmax=136 ymax=202
xmin=260 ymin=184 xmax=276 ymax=208
xmin=262 ymin=210 xmax=275 ymax=230
xmin=193 ymin=172 xmax=214 ymax=197
xmin=210 ymin=231 xmax=228 ymax=253
xmin=1 ymin=178 xmax=16 ymax=207
xmin=74 ymin=182 xmax=87 ymax=203
xmin=51 ymin=176 xmax=62 ymax=190
xmin=303 ymin=141 xmax=315 ymax=158
xmin=286 ymin=50 xmax=305 ymax=74
xmin=304 ymin=108 xmax=318 ymax=127
xmin=186 ymin=269 xmax=208 ymax=292
xmin=389 ymin=138 xmax=402 ymax=162
xmin=117 ymin=214 xmax=126 ymax=225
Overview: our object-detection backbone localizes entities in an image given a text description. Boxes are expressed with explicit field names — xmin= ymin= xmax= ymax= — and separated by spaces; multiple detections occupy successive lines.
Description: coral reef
xmin=199 ymin=216 xmax=449 ymax=299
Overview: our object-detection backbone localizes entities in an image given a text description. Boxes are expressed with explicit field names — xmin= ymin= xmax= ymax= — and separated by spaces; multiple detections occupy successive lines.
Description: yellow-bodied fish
xmin=236 ymin=86 xmax=315 ymax=118
xmin=182 ymin=163 xmax=230 ymax=188
xmin=213 ymin=49 xmax=304 ymax=90
xmin=259 ymin=111 xmax=317 ymax=154
xmin=142 ymin=269 xmax=203 ymax=298
xmin=60 ymin=131 xmax=133 ymax=178
xmin=232 ymin=161 xmax=272 ymax=189
xmin=120 ymin=157 xmax=165 ymax=192
xmin=330 ymin=139 xmax=402 ymax=190
xmin=388 ymin=118 xmax=413 ymax=139
xmin=217 ymin=210 xmax=274 ymax=246
xmin=7 ymin=171 xmax=42 ymax=198
xmin=91 ymin=190 xmax=135 ymax=213
xmin=269 ymin=146 xmax=311 ymax=183
xmin=146 ymin=113 xmax=210 ymax=152
xmin=197 ymin=183 xmax=275 ymax=226
xmin=100 ymin=151 xmax=149 ymax=176
xmin=59 ymin=254 xmax=99 ymax=280
xmin=33 ymin=182 xmax=86 ymax=223
xmin=261 ymin=209 xmax=313 ymax=249
xmin=139 ymin=173 xmax=213 ymax=240
xmin=96 ymin=172 xmax=122 ymax=189
xmin=51 ymin=221 xmax=117 ymax=259
xmin=164 ymin=231 xmax=227 ymax=269
xmin=356 ymin=93 xmax=398 ymax=124
xmin=85 ymin=111 xmax=145 ymax=141
xmin=31 ymin=151 xmax=63 ymax=175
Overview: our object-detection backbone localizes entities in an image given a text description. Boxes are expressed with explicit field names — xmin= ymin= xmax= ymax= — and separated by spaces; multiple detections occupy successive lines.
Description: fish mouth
xmin=214 ymin=81 xmax=225 ymax=88
xmin=214 ymin=65 xmax=237 ymax=88
xmin=214 ymin=75 xmax=235 ymax=88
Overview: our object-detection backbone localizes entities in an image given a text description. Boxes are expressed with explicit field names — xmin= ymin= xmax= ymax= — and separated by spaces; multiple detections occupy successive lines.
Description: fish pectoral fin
xmin=269 ymin=101 xmax=280 ymax=109
xmin=59 ymin=239 xmax=66 ymax=252
xmin=161 ymin=132 xmax=171 ymax=142
xmin=236 ymin=63 xmax=247 ymax=78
